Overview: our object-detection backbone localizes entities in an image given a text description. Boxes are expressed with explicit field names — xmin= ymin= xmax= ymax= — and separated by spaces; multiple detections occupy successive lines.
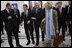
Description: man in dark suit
xmin=57 ymin=2 xmax=66 ymax=41
xmin=13 ymin=5 xmax=21 ymax=33
xmin=2 ymin=3 xmax=22 ymax=47
xmin=65 ymin=1 xmax=71 ymax=35
xmin=1 ymin=11 xmax=4 ymax=44
xmin=31 ymin=3 xmax=42 ymax=46
xmin=28 ymin=2 xmax=34 ymax=32
xmin=21 ymin=4 xmax=35 ymax=45
xmin=40 ymin=8 xmax=46 ymax=42
xmin=1 ymin=11 xmax=4 ymax=35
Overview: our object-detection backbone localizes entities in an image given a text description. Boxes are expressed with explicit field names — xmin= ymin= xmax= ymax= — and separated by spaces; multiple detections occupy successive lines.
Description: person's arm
xmin=64 ymin=6 xmax=68 ymax=21
xmin=31 ymin=10 xmax=36 ymax=20
xmin=1 ymin=10 xmax=9 ymax=22
xmin=20 ymin=12 xmax=24 ymax=23
xmin=17 ymin=9 xmax=20 ymax=19
xmin=53 ymin=10 xmax=58 ymax=34
xmin=17 ymin=9 xmax=21 ymax=24
xmin=41 ymin=9 xmax=45 ymax=21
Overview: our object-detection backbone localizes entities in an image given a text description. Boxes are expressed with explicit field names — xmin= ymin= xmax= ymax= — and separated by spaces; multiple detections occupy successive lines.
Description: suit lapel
xmin=5 ymin=9 xmax=9 ymax=14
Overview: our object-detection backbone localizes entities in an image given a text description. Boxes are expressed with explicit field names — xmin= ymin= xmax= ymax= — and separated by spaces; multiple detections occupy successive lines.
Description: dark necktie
xmin=36 ymin=9 xmax=38 ymax=14
xmin=8 ymin=10 xmax=10 ymax=13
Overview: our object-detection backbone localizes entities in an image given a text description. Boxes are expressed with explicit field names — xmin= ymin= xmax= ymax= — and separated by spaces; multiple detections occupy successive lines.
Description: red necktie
xmin=59 ymin=8 xmax=61 ymax=16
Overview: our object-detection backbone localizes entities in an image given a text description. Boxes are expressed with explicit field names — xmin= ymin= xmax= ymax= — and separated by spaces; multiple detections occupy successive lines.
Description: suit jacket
xmin=21 ymin=10 xmax=32 ymax=28
xmin=2 ymin=9 xmax=18 ymax=31
xmin=28 ymin=7 xmax=35 ymax=12
xmin=65 ymin=6 xmax=71 ymax=21
xmin=28 ymin=8 xmax=32 ymax=12
xmin=31 ymin=8 xmax=43 ymax=26
xmin=14 ymin=9 xmax=21 ymax=24
xmin=56 ymin=7 xmax=65 ymax=23
xmin=28 ymin=7 xmax=33 ymax=12
xmin=14 ymin=9 xmax=20 ymax=19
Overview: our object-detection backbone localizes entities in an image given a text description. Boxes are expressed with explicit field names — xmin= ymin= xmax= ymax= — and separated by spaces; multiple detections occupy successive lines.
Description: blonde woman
xmin=41 ymin=2 xmax=58 ymax=47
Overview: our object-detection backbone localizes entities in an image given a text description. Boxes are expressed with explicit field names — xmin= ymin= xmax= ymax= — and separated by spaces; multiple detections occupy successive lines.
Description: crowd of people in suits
xmin=1 ymin=1 xmax=71 ymax=47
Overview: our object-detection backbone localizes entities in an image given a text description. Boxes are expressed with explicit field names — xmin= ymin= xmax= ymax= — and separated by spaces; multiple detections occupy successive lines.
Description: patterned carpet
xmin=34 ymin=41 xmax=71 ymax=47
xmin=1 ymin=23 xmax=71 ymax=47
xmin=1 ymin=34 xmax=71 ymax=47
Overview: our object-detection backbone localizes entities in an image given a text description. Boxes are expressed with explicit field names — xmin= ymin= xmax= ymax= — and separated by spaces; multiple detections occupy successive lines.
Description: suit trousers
xmin=6 ymin=27 xmax=19 ymax=47
xmin=24 ymin=24 xmax=34 ymax=42
xmin=34 ymin=23 xmax=40 ymax=44
xmin=62 ymin=22 xmax=65 ymax=39
xmin=66 ymin=22 xmax=71 ymax=35
xmin=41 ymin=31 xmax=45 ymax=40
xmin=1 ymin=22 xmax=4 ymax=34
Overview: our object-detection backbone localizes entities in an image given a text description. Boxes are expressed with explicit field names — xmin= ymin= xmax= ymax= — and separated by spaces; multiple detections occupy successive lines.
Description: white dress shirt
xmin=24 ymin=10 xmax=28 ymax=17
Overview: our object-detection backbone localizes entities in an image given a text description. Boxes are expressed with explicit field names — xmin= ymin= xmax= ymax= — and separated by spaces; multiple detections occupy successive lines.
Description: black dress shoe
xmin=32 ymin=40 xmax=35 ymax=44
xmin=10 ymin=45 xmax=14 ymax=47
xmin=2 ymin=33 xmax=4 ymax=35
xmin=63 ymin=39 xmax=65 ymax=41
xmin=17 ymin=44 xmax=23 ymax=47
xmin=42 ymin=38 xmax=44 ymax=41
xmin=26 ymin=41 xmax=30 ymax=45
xmin=18 ymin=31 xmax=20 ymax=33
xmin=36 ymin=43 xmax=39 ymax=46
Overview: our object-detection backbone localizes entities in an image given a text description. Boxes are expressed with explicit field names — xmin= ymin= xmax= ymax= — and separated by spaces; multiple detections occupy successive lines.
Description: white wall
xmin=1 ymin=1 xmax=29 ymax=14
xmin=1 ymin=1 xmax=68 ymax=13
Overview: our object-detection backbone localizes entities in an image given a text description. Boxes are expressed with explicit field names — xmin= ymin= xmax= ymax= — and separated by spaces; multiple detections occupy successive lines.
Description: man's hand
xmin=27 ymin=20 xmax=30 ymax=24
xmin=31 ymin=17 xmax=36 ymax=20
xmin=56 ymin=29 xmax=59 ymax=34
xmin=70 ymin=21 xmax=71 ymax=24
xmin=8 ymin=16 xmax=12 ymax=20
xmin=56 ymin=26 xmax=59 ymax=34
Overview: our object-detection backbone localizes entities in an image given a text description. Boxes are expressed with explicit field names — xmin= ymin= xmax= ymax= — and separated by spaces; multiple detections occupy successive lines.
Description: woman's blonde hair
xmin=45 ymin=2 xmax=52 ymax=9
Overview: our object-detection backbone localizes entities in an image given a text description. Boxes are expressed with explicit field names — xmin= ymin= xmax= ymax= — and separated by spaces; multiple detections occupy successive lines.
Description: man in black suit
xmin=21 ymin=4 xmax=35 ymax=45
xmin=28 ymin=2 xmax=34 ymax=31
xmin=57 ymin=2 xmax=66 ymax=41
xmin=65 ymin=1 xmax=71 ymax=35
xmin=13 ymin=5 xmax=21 ymax=33
xmin=2 ymin=3 xmax=22 ymax=47
xmin=1 ymin=11 xmax=4 ymax=35
xmin=31 ymin=3 xmax=42 ymax=46
xmin=1 ymin=11 xmax=4 ymax=43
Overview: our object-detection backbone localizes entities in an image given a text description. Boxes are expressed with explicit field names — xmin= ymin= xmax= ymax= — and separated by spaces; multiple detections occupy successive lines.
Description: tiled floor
xmin=1 ymin=22 xmax=71 ymax=47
